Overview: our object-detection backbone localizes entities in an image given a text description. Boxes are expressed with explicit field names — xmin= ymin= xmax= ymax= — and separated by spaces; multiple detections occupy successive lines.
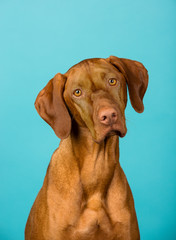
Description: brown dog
xmin=25 ymin=56 xmax=148 ymax=240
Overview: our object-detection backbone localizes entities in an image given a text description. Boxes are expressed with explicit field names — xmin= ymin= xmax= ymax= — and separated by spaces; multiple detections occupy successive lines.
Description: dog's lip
xmin=105 ymin=128 xmax=126 ymax=138
xmin=108 ymin=130 xmax=126 ymax=138
xmin=93 ymin=124 xmax=127 ymax=143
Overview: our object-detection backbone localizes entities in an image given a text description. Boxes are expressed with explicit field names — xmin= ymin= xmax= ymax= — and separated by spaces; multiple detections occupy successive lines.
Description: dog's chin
xmin=93 ymin=128 xmax=127 ymax=144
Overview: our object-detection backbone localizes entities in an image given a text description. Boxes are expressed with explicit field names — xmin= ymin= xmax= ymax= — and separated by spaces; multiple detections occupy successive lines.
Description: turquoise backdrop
xmin=0 ymin=0 xmax=175 ymax=239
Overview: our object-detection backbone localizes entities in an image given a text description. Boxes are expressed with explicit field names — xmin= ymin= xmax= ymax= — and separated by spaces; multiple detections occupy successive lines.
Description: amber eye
xmin=108 ymin=78 xmax=117 ymax=86
xmin=73 ymin=89 xmax=82 ymax=97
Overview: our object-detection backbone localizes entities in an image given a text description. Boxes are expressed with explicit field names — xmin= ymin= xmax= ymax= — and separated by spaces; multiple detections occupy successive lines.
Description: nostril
xmin=101 ymin=115 xmax=107 ymax=121
xmin=112 ymin=112 xmax=117 ymax=118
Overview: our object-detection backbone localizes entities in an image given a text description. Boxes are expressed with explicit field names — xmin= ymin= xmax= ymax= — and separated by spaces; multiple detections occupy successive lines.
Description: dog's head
xmin=35 ymin=56 xmax=148 ymax=143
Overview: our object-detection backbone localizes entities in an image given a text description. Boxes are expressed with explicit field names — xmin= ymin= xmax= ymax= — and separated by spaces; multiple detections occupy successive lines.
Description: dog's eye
xmin=73 ymin=89 xmax=82 ymax=97
xmin=108 ymin=78 xmax=117 ymax=86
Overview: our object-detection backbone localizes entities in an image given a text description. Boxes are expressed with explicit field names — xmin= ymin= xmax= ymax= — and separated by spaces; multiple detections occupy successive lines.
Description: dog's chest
xmin=69 ymin=206 xmax=115 ymax=240
xmin=65 ymin=152 xmax=117 ymax=239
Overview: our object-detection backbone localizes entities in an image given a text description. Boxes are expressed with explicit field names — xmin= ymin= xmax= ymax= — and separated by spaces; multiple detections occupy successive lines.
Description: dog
xmin=25 ymin=56 xmax=148 ymax=240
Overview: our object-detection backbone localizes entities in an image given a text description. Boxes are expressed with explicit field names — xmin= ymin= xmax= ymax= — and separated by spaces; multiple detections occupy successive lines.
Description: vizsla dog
xmin=25 ymin=56 xmax=148 ymax=240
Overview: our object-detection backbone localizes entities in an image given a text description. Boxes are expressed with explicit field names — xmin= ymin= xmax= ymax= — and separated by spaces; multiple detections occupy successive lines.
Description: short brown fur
xmin=25 ymin=56 xmax=148 ymax=240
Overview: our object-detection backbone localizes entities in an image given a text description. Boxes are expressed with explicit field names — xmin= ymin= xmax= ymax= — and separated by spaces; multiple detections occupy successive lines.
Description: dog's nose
xmin=98 ymin=108 xmax=117 ymax=125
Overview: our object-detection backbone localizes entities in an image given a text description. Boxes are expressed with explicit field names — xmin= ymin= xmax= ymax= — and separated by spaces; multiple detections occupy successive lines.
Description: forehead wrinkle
xmin=82 ymin=60 xmax=90 ymax=73
xmin=78 ymin=60 xmax=97 ymax=92
xmin=87 ymin=63 xmax=108 ymax=91
xmin=86 ymin=62 xmax=97 ymax=91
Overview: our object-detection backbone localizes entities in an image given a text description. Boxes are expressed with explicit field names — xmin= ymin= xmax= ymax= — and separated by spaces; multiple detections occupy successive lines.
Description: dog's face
xmin=35 ymin=56 xmax=148 ymax=143
xmin=64 ymin=58 xmax=128 ymax=143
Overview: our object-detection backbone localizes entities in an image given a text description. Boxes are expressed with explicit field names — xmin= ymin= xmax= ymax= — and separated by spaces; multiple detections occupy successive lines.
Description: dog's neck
xmin=67 ymin=123 xmax=120 ymax=204
xmin=70 ymin=125 xmax=120 ymax=166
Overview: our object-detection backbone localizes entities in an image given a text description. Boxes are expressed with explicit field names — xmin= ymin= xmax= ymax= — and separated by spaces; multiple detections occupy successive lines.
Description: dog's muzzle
xmin=97 ymin=106 xmax=127 ymax=138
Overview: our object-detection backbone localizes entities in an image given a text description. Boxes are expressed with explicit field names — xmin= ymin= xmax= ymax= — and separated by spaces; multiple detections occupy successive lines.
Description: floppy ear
xmin=107 ymin=56 xmax=148 ymax=113
xmin=35 ymin=73 xmax=71 ymax=139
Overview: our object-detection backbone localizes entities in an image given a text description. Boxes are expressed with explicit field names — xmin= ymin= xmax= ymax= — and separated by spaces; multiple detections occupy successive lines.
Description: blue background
xmin=0 ymin=0 xmax=175 ymax=239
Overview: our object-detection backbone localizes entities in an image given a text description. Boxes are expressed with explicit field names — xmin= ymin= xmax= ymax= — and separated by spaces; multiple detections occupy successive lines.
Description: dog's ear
xmin=35 ymin=73 xmax=71 ymax=139
xmin=107 ymin=56 xmax=148 ymax=113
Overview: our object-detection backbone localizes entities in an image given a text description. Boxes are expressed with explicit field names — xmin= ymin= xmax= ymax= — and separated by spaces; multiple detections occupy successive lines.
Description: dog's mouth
xmin=106 ymin=129 xmax=126 ymax=138
xmin=93 ymin=124 xmax=127 ymax=143
xmin=104 ymin=126 xmax=127 ymax=138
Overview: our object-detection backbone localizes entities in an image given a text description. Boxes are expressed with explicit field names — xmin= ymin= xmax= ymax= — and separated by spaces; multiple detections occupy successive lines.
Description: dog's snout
xmin=98 ymin=108 xmax=117 ymax=125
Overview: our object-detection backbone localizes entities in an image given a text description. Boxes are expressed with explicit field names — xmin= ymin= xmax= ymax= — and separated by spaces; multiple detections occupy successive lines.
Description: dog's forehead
xmin=66 ymin=58 xmax=115 ymax=74
xmin=65 ymin=58 xmax=118 ymax=88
